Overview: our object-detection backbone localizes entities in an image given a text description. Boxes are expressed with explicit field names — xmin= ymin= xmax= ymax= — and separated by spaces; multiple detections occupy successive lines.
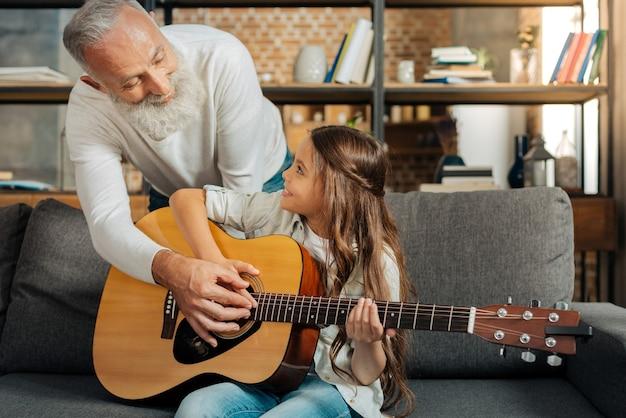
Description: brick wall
xmin=157 ymin=7 xmax=452 ymax=83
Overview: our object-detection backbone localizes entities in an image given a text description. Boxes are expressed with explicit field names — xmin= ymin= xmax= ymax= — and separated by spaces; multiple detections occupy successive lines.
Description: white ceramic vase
xmin=294 ymin=46 xmax=327 ymax=83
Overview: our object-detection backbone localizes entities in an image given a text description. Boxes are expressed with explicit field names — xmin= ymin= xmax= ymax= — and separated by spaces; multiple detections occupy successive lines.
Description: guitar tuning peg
xmin=521 ymin=350 xmax=536 ymax=363
xmin=507 ymin=296 xmax=512 ymax=305
xmin=499 ymin=346 xmax=507 ymax=358
xmin=554 ymin=301 xmax=569 ymax=310
xmin=547 ymin=354 xmax=563 ymax=367
xmin=530 ymin=299 xmax=541 ymax=308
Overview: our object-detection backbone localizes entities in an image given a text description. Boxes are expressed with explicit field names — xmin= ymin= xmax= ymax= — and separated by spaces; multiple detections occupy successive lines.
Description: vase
xmin=510 ymin=48 xmax=538 ymax=84
xmin=294 ymin=46 xmax=327 ymax=83
xmin=507 ymin=134 xmax=528 ymax=188
xmin=397 ymin=60 xmax=415 ymax=84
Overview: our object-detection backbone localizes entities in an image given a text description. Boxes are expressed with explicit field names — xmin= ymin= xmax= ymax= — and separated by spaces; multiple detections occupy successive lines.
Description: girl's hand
xmin=346 ymin=298 xmax=384 ymax=344
xmin=346 ymin=298 xmax=397 ymax=343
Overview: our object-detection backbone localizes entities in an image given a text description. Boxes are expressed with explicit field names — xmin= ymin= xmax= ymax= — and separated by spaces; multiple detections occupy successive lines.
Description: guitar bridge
xmin=161 ymin=290 xmax=179 ymax=339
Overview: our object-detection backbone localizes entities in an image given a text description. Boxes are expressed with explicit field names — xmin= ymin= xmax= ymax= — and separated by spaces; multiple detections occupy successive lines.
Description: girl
xmin=169 ymin=126 xmax=415 ymax=418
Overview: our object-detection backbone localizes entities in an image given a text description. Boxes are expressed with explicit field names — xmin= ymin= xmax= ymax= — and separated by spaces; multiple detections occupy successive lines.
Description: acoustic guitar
xmin=93 ymin=207 xmax=592 ymax=400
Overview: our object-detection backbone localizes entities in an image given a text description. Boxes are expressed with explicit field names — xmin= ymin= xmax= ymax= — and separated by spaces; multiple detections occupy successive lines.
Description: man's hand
xmin=152 ymin=250 xmax=258 ymax=347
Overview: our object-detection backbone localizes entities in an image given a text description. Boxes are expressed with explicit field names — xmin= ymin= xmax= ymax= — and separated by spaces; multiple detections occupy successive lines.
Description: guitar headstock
xmin=473 ymin=301 xmax=590 ymax=356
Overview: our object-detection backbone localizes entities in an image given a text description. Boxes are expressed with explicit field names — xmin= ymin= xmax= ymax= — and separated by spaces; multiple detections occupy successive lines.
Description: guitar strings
xmin=251 ymin=294 xmax=544 ymax=320
xmin=251 ymin=293 xmax=498 ymax=316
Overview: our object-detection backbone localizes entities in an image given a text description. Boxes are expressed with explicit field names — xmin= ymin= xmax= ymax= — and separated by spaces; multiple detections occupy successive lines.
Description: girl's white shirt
xmin=204 ymin=185 xmax=401 ymax=418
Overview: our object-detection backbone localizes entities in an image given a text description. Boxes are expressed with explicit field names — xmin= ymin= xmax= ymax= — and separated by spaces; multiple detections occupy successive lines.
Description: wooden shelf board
xmin=262 ymin=84 xmax=373 ymax=104
xmin=1 ymin=82 xmax=606 ymax=106
xmin=0 ymin=81 xmax=73 ymax=104
xmin=385 ymin=83 xmax=608 ymax=105
xmin=0 ymin=0 xmax=373 ymax=8
xmin=386 ymin=0 xmax=581 ymax=7
xmin=165 ymin=0 xmax=373 ymax=7
xmin=0 ymin=0 xmax=579 ymax=7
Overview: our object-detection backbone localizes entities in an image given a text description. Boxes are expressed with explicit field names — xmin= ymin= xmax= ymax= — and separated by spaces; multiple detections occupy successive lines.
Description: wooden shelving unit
xmin=0 ymin=81 xmax=74 ymax=104
xmin=386 ymin=0 xmax=582 ymax=7
xmin=262 ymin=84 xmax=373 ymax=105
xmin=385 ymin=83 xmax=608 ymax=105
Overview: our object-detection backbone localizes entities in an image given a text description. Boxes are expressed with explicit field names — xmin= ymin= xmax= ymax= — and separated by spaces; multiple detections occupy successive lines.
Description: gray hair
xmin=63 ymin=0 xmax=148 ymax=71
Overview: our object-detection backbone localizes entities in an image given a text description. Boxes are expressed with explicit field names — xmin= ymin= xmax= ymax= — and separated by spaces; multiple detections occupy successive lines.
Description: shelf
xmin=385 ymin=83 xmax=608 ymax=105
xmin=0 ymin=0 xmax=374 ymax=8
xmin=386 ymin=0 xmax=582 ymax=7
xmin=0 ymin=0 xmax=580 ymax=7
xmin=2 ymin=82 xmax=605 ymax=106
xmin=262 ymin=84 xmax=373 ymax=104
xmin=163 ymin=0 xmax=373 ymax=6
xmin=0 ymin=81 xmax=73 ymax=104
xmin=0 ymin=192 xmax=149 ymax=223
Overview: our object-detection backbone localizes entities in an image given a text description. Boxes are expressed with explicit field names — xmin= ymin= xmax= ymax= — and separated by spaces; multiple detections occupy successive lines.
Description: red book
xmin=568 ymin=33 xmax=593 ymax=83
xmin=557 ymin=33 xmax=582 ymax=84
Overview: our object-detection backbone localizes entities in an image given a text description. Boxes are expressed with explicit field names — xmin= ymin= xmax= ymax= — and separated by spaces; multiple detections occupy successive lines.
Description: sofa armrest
xmin=566 ymin=302 xmax=626 ymax=418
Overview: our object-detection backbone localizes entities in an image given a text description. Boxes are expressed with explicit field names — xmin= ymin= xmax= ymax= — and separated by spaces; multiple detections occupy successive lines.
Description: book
xmin=423 ymin=76 xmax=495 ymax=84
xmin=587 ymin=29 xmax=608 ymax=84
xmin=549 ymin=33 xmax=574 ymax=83
xmin=332 ymin=23 xmax=356 ymax=83
xmin=441 ymin=166 xmax=494 ymax=185
xmin=429 ymin=64 xmax=483 ymax=71
xmin=433 ymin=54 xmax=477 ymax=65
xmin=350 ymin=28 xmax=374 ymax=84
xmin=576 ymin=30 xmax=600 ymax=83
xmin=0 ymin=66 xmax=70 ymax=83
xmin=365 ymin=53 xmax=375 ymax=86
xmin=324 ymin=34 xmax=347 ymax=83
xmin=426 ymin=69 xmax=493 ymax=79
xmin=568 ymin=33 xmax=593 ymax=83
xmin=557 ymin=33 xmax=582 ymax=84
xmin=442 ymin=166 xmax=493 ymax=177
xmin=442 ymin=177 xmax=495 ymax=184
xmin=0 ymin=180 xmax=55 ymax=191
xmin=431 ymin=46 xmax=473 ymax=58
xmin=420 ymin=182 xmax=498 ymax=192
xmin=335 ymin=18 xmax=372 ymax=84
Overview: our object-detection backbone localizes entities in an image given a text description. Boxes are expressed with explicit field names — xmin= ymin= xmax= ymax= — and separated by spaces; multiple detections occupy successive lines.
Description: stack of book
xmin=549 ymin=29 xmax=607 ymax=84
xmin=420 ymin=165 xmax=497 ymax=192
xmin=325 ymin=18 xmax=375 ymax=85
xmin=423 ymin=47 xmax=494 ymax=84
xmin=0 ymin=67 xmax=71 ymax=84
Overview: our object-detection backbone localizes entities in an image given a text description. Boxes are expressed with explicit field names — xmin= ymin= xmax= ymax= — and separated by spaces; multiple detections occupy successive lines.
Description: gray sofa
xmin=0 ymin=188 xmax=624 ymax=417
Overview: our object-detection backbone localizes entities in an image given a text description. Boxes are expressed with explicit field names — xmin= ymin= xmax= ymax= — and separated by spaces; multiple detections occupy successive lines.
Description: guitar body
xmin=93 ymin=208 xmax=323 ymax=400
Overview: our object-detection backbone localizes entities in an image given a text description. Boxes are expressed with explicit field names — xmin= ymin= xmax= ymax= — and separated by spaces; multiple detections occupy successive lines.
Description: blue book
xmin=324 ymin=34 xmax=347 ymax=83
xmin=577 ymin=30 xmax=600 ymax=83
xmin=550 ymin=33 xmax=574 ymax=83
xmin=0 ymin=180 xmax=54 ymax=191
xmin=423 ymin=77 xmax=494 ymax=84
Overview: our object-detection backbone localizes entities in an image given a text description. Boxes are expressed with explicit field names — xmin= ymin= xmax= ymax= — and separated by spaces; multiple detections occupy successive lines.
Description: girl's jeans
xmin=174 ymin=374 xmax=360 ymax=418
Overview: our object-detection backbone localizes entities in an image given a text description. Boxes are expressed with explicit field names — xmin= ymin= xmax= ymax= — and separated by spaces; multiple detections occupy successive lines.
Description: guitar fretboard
xmin=250 ymin=293 xmax=475 ymax=333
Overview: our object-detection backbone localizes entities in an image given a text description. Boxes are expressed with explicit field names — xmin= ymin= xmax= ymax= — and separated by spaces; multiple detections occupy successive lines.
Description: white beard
xmin=110 ymin=51 xmax=206 ymax=141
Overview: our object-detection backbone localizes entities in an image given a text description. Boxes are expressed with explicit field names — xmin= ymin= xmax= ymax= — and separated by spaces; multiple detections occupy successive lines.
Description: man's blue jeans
xmin=148 ymin=151 xmax=293 ymax=212
xmin=174 ymin=375 xmax=359 ymax=418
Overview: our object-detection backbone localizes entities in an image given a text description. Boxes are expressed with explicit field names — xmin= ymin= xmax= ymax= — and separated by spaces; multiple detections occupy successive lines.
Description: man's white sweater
xmin=65 ymin=25 xmax=286 ymax=283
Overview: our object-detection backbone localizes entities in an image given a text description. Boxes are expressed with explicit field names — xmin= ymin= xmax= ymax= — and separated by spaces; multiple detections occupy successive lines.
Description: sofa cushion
xmin=0 ymin=373 xmax=175 ymax=418
xmin=404 ymin=378 xmax=601 ymax=417
xmin=0 ymin=199 xmax=110 ymax=374
xmin=385 ymin=188 xmax=574 ymax=378
xmin=0 ymin=203 xmax=32 ymax=338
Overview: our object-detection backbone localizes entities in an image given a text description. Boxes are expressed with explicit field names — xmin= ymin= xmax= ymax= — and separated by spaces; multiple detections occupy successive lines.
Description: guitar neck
xmin=250 ymin=293 xmax=475 ymax=334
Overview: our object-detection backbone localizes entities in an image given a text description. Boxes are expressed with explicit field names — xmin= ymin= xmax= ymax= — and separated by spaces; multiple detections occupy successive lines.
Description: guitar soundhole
xmin=173 ymin=318 xmax=261 ymax=364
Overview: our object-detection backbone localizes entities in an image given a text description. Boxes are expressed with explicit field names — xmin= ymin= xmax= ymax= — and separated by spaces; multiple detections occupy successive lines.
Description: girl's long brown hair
xmin=310 ymin=125 xmax=415 ymax=417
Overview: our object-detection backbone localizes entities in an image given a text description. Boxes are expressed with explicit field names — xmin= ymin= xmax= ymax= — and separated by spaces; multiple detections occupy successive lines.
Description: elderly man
xmin=63 ymin=0 xmax=288 ymax=342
